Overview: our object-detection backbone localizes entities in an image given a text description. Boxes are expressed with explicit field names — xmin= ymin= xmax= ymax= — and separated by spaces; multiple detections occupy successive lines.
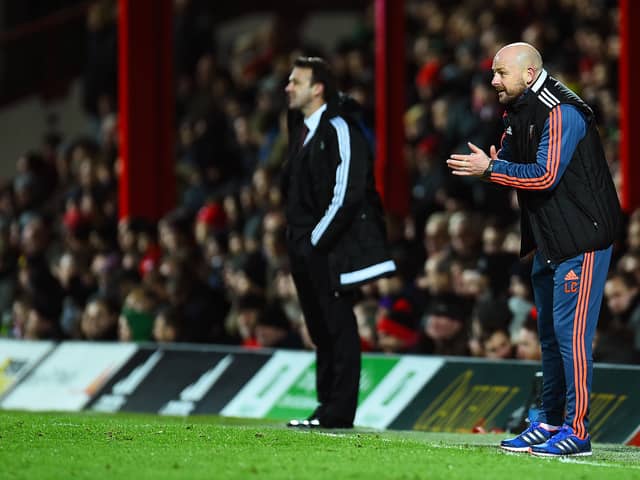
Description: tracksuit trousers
xmin=531 ymin=246 xmax=612 ymax=439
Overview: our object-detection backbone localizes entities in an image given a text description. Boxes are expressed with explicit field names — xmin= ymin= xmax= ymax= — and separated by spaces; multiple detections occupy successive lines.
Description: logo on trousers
xmin=564 ymin=270 xmax=579 ymax=293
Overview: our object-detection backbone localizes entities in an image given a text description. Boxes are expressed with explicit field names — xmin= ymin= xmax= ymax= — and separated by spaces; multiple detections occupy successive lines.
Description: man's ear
xmin=525 ymin=67 xmax=536 ymax=86
xmin=312 ymin=82 xmax=324 ymax=98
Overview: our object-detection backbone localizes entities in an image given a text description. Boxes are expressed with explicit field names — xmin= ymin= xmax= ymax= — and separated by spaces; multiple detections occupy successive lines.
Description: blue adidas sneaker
xmin=500 ymin=422 xmax=559 ymax=452
xmin=530 ymin=425 xmax=592 ymax=457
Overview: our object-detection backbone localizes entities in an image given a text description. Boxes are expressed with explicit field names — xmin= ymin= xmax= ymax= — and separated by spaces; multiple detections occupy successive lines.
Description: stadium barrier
xmin=1 ymin=339 xmax=639 ymax=446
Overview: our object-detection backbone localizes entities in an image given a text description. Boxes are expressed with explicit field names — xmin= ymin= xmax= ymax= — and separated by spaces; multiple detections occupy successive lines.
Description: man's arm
xmin=310 ymin=117 xmax=367 ymax=250
xmin=447 ymin=105 xmax=586 ymax=189
xmin=490 ymin=104 xmax=586 ymax=190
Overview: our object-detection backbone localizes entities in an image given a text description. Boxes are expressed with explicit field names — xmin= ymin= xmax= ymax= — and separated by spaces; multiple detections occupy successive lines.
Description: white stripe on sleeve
xmin=311 ymin=117 xmax=351 ymax=245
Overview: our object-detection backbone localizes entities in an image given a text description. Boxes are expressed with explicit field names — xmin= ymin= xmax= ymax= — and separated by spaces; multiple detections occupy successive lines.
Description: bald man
xmin=447 ymin=43 xmax=621 ymax=457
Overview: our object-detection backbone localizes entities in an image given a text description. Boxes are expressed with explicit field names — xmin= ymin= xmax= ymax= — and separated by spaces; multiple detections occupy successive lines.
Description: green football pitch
xmin=1 ymin=411 xmax=638 ymax=479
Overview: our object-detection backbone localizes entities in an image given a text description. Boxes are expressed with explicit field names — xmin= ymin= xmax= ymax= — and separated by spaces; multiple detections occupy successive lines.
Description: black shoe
xmin=287 ymin=417 xmax=322 ymax=428
xmin=287 ymin=408 xmax=322 ymax=428
xmin=287 ymin=416 xmax=353 ymax=429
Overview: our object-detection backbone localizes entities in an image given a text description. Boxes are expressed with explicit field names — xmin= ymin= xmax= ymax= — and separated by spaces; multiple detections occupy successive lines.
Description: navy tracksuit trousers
xmin=531 ymin=246 xmax=612 ymax=439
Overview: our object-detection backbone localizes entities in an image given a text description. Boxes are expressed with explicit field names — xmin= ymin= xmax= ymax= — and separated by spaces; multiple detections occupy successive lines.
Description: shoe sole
xmin=530 ymin=450 xmax=592 ymax=457
xmin=500 ymin=445 xmax=533 ymax=453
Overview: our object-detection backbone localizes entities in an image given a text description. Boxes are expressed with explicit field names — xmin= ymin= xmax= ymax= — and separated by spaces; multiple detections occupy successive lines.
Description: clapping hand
xmin=447 ymin=142 xmax=496 ymax=177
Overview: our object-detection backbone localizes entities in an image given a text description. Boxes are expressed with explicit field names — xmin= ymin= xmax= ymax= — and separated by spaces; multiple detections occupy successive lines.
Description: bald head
xmin=495 ymin=43 xmax=543 ymax=72
xmin=491 ymin=42 xmax=544 ymax=104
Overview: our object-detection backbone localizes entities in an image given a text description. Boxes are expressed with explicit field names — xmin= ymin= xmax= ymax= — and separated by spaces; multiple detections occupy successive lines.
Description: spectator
xmin=447 ymin=211 xmax=482 ymax=270
xmin=202 ymin=232 xmax=228 ymax=293
xmin=166 ymin=265 xmax=229 ymax=343
xmin=255 ymin=301 xmax=303 ymax=349
xmin=24 ymin=291 xmax=63 ymax=340
xmin=54 ymin=251 xmax=94 ymax=336
xmin=422 ymin=212 xmax=450 ymax=259
xmin=354 ymin=297 xmax=378 ymax=352
xmin=469 ymin=298 xmax=512 ymax=358
xmin=81 ymin=294 xmax=119 ymax=341
xmin=194 ymin=201 xmax=227 ymax=247
xmin=153 ymin=305 xmax=184 ymax=343
xmin=514 ymin=311 xmax=541 ymax=361
xmin=0 ymin=217 xmax=18 ymax=321
xmin=617 ymin=252 xmax=640 ymax=287
xmin=603 ymin=272 xmax=640 ymax=362
xmin=232 ymin=293 xmax=264 ymax=348
xmin=118 ymin=287 xmax=156 ymax=342
xmin=8 ymin=295 xmax=30 ymax=339
xmin=507 ymin=260 xmax=535 ymax=339
xmin=482 ymin=325 xmax=515 ymax=360
xmin=376 ymin=298 xmax=419 ymax=354
xmin=414 ymin=294 xmax=469 ymax=356
xmin=416 ymin=253 xmax=454 ymax=300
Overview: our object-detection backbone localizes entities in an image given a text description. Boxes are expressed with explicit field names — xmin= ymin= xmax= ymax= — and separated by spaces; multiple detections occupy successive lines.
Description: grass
xmin=1 ymin=411 xmax=639 ymax=479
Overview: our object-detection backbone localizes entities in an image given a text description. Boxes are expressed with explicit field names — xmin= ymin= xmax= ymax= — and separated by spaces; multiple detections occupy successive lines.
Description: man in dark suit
xmin=282 ymin=57 xmax=396 ymax=428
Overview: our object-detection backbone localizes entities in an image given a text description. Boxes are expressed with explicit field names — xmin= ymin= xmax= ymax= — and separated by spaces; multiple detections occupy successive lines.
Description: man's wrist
xmin=482 ymin=159 xmax=495 ymax=180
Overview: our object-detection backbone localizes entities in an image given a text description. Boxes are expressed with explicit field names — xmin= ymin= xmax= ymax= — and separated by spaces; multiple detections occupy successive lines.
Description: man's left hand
xmin=447 ymin=142 xmax=495 ymax=177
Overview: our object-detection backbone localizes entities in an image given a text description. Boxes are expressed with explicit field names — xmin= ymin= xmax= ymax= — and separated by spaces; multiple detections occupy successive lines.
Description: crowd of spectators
xmin=1 ymin=0 xmax=638 ymax=364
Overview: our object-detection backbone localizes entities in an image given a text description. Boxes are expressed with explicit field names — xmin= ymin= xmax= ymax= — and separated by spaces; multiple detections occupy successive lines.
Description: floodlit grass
xmin=1 ymin=411 xmax=639 ymax=479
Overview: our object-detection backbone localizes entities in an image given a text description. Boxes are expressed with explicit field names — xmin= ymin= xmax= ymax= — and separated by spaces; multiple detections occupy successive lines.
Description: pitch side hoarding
xmin=0 ymin=339 xmax=53 ymax=399
xmin=88 ymin=344 xmax=270 ymax=415
xmin=1 ymin=340 xmax=639 ymax=445
xmin=0 ymin=342 xmax=137 ymax=411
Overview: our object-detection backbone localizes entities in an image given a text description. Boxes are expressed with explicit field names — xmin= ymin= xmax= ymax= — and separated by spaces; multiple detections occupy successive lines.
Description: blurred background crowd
xmin=1 ymin=0 xmax=638 ymax=365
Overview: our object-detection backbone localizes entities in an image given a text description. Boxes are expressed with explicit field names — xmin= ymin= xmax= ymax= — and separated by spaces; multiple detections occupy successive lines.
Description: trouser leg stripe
xmin=572 ymin=252 xmax=594 ymax=439
xmin=579 ymin=252 xmax=594 ymax=439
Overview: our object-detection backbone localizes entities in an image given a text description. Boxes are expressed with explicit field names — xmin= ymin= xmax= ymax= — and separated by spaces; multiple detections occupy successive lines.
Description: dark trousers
xmin=531 ymin=246 xmax=612 ymax=439
xmin=288 ymin=246 xmax=360 ymax=425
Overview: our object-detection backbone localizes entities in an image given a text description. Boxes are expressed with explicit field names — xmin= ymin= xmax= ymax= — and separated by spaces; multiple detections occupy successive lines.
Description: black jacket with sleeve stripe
xmin=282 ymin=97 xmax=396 ymax=290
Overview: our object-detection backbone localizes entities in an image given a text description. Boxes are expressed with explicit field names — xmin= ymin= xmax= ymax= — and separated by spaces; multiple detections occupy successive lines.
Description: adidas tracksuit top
xmin=488 ymin=70 xmax=622 ymax=438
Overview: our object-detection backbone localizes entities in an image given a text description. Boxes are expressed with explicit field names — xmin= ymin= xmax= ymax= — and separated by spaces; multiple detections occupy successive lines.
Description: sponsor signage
xmin=1 ymin=339 xmax=638 ymax=445
xmin=355 ymin=356 xmax=444 ymax=429
xmin=264 ymin=354 xmax=400 ymax=422
xmin=186 ymin=349 xmax=270 ymax=415
xmin=160 ymin=354 xmax=234 ymax=416
xmin=222 ymin=353 xmax=444 ymax=429
xmin=89 ymin=345 xmax=270 ymax=416
xmin=221 ymin=350 xmax=315 ymax=418
xmin=90 ymin=348 xmax=162 ymax=413
xmin=388 ymin=359 xmax=640 ymax=445
xmin=626 ymin=426 xmax=640 ymax=447
xmin=1 ymin=342 xmax=137 ymax=411
xmin=390 ymin=360 xmax=539 ymax=432
xmin=0 ymin=339 xmax=53 ymax=398
xmin=588 ymin=365 xmax=640 ymax=443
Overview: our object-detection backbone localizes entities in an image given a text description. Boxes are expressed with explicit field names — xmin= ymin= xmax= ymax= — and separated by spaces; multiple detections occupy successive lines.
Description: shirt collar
xmin=303 ymin=103 xmax=327 ymax=146
xmin=530 ymin=69 xmax=547 ymax=93
xmin=508 ymin=69 xmax=548 ymax=113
